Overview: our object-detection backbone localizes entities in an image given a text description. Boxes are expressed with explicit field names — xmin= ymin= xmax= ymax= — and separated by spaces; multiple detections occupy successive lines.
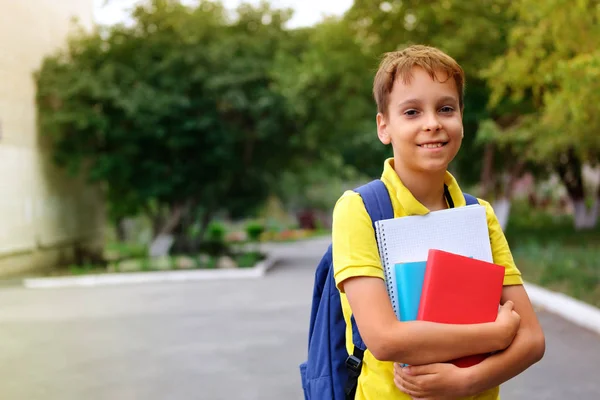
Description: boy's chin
xmin=416 ymin=155 xmax=457 ymax=172
xmin=417 ymin=163 xmax=451 ymax=173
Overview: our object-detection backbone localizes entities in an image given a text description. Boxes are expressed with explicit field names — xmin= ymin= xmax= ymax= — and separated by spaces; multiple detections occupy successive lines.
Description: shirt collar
xmin=380 ymin=158 xmax=465 ymax=216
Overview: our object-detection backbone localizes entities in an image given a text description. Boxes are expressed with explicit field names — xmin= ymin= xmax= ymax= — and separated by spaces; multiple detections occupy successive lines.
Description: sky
xmin=93 ymin=0 xmax=353 ymax=29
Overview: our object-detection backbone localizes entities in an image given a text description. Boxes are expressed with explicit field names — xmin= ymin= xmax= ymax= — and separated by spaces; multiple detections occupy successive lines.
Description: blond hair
xmin=373 ymin=45 xmax=465 ymax=115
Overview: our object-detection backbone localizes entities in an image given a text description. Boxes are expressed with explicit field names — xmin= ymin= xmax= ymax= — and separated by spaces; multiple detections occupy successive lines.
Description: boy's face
xmin=376 ymin=67 xmax=463 ymax=175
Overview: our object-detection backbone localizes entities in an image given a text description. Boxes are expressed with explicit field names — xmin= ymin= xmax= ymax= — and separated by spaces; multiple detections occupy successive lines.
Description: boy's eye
xmin=440 ymin=106 xmax=455 ymax=113
xmin=404 ymin=109 xmax=419 ymax=116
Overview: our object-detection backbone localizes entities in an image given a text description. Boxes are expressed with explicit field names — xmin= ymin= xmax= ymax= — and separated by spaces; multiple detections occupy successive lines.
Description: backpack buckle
xmin=345 ymin=354 xmax=362 ymax=373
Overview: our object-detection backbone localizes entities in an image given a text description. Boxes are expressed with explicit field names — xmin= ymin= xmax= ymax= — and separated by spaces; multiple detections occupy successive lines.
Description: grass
xmin=260 ymin=228 xmax=331 ymax=243
xmin=67 ymin=263 xmax=107 ymax=276
xmin=233 ymin=251 xmax=266 ymax=268
xmin=41 ymin=225 xmax=329 ymax=278
xmin=43 ymin=250 xmax=262 ymax=277
xmin=505 ymin=201 xmax=600 ymax=308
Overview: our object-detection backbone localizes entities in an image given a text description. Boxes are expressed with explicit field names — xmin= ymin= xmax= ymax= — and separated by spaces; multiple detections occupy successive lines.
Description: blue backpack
xmin=299 ymin=179 xmax=479 ymax=400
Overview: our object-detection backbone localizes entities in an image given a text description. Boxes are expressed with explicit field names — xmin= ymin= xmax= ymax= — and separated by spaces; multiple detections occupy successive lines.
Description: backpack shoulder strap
xmin=354 ymin=179 xmax=394 ymax=226
xmin=463 ymin=193 xmax=480 ymax=206
xmin=342 ymin=180 xmax=393 ymax=399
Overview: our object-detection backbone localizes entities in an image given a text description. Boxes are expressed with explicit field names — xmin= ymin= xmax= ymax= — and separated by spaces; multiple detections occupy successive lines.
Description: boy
xmin=332 ymin=45 xmax=545 ymax=399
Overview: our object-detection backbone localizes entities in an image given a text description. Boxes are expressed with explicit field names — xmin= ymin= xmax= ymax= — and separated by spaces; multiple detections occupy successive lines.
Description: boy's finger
xmin=404 ymin=364 xmax=437 ymax=376
xmin=394 ymin=362 xmax=402 ymax=373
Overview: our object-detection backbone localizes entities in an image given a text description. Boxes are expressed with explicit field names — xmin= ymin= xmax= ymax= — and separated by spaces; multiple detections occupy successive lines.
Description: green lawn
xmin=505 ymin=202 xmax=600 ymax=308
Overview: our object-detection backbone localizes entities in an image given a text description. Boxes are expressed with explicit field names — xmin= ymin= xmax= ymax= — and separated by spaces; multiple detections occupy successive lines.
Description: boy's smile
xmin=376 ymin=66 xmax=463 ymax=176
xmin=418 ymin=142 xmax=448 ymax=149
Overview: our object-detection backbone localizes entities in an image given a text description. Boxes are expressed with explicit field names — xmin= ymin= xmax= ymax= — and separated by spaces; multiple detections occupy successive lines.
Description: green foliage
xmin=506 ymin=200 xmax=600 ymax=307
xmin=36 ymin=0 xmax=600 ymax=244
xmin=272 ymin=18 xmax=387 ymax=178
xmin=513 ymin=242 xmax=599 ymax=307
xmin=203 ymin=256 xmax=218 ymax=269
xmin=205 ymin=221 xmax=226 ymax=242
xmin=200 ymin=220 xmax=228 ymax=257
xmin=105 ymin=241 xmax=147 ymax=260
xmin=234 ymin=251 xmax=265 ymax=268
xmin=68 ymin=263 xmax=100 ymax=276
xmin=245 ymin=221 xmax=265 ymax=242
xmin=36 ymin=0 xmax=311 ymax=228
xmin=505 ymin=200 xmax=574 ymax=239
xmin=485 ymin=0 xmax=600 ymax=164
xmin=275 ymin=160 xmax=367 ymax=213
xmin=475 ymin=118 xmax=553 ymax=185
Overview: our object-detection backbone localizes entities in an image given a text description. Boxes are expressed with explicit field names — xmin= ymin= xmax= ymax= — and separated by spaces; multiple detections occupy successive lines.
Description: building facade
xmin=0 ymin=1 xmax=105 ymax=277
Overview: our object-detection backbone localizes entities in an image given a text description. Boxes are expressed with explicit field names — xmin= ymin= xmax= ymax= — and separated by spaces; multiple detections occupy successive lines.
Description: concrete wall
xmin=0 ymin=1 xmax=105 ymax=277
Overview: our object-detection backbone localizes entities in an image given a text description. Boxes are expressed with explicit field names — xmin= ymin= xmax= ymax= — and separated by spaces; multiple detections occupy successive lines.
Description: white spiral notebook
xmin=374 ymin=204 xmax=493 ymax=319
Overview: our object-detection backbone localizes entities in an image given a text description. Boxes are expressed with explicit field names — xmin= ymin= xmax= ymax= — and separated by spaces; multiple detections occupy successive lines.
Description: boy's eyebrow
xmin=397 ymin=98 xmax=421 ymax=107
xmin=397 ymin=96 xmax=459 ymax=108
xmin=438 ymin=95 xmax=459 ymax=104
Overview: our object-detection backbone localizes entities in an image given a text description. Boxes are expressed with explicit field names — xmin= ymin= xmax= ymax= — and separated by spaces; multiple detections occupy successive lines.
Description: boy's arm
xmin=342 ymin=275 xmax=520 ymax=365
xmin=460 ymin=201 xmax=545 ymax=393
xmin=463 ymin=284 xmax=545 ymax=394
xmin=393 ymin=284 xmax=544 ymax=399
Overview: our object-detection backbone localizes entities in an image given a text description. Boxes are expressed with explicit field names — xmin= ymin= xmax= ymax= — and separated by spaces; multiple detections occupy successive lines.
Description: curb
xmin=525 ymin=282 xmax=600 ymax=336
xmin=22 ymin=256 xmax=279 ymax=289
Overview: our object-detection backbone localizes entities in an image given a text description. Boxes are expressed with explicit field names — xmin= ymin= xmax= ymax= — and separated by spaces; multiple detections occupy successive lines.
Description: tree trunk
xmin=593 ymin=184 xmax=600 ymax=228
xmin=196 ymin=207 xmax=214 ymax=247
xmin=478 ymin=142 xmax=514 ymax=230
xmin=480 ymin=143 xmax=495 ymax=199
xmin=492 ymin=159 xmax=525 ymax=231
xmin=572 ymin=200 xmax=594 ymax=229
xmin=493 ymin=198 xmax=512 ymax=231
xmin=573 ymin=185 xmax=599 ymax=229
xmin=148 ymin=203 xmax=185 ymax=257
xmin=159 ymin=203 xmax=185 ymax=236
xmin=115 ymin=218 xmax=127 ymax=242
xmin=555 ymin=149 xmax=596 ymax=230
xmin=556 ymin=148 xmax=585 ymax=200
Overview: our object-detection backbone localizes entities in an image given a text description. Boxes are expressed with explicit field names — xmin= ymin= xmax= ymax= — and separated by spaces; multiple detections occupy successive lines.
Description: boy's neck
xmin=393 ymin=163 xmax=448 ymax=211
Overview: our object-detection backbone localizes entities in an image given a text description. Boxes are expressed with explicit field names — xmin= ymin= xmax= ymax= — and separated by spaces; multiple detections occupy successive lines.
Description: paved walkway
xmin=0 ymin=237 xmax=598 ymax=399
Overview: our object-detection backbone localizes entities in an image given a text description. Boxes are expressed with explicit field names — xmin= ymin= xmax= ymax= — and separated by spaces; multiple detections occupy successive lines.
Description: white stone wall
xmin=0 ymin=0 xmax=104 ymax=276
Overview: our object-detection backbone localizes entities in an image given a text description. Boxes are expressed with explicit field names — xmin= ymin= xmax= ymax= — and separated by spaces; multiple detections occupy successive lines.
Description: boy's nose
xmin=422 ymin=114 xmax=442 ymax=131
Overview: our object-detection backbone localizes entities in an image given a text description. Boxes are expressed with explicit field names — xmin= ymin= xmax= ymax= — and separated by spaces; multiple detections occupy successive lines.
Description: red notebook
xmin=417 ymin=249 xmax=505 ymax=368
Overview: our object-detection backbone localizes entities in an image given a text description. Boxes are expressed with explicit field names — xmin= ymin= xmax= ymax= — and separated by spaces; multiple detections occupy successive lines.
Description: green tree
xmin=36 ymin=0 xmax=308 ymax=248
xmin=484 ymin=0 xmax=600 ymax=229
xmin=272 ymin=17 xmax=389 ymax=179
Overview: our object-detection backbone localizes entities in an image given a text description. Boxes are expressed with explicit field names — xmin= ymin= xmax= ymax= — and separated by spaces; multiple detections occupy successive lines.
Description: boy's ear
xmin=376 ymin=113 xmax=391 ymax=145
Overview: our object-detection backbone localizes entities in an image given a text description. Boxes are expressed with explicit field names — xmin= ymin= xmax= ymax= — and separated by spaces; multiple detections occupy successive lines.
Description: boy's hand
xmin=495 ymin=300 xmax=521 ymax=349
xmin=393 ymin=362 xmax=470 ymax=399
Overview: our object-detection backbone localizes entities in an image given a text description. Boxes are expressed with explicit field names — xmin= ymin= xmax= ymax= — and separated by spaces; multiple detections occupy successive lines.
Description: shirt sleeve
xmin=480 ymin=199 xmax=523 ymax=286
xmin=332 ymin=191 xmax=385 ymax=292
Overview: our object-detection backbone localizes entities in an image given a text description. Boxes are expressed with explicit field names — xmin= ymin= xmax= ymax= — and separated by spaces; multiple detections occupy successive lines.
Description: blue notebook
xmin=374 ymin=205 xmax=493 ymax=321
xmin=393 ymin=261 xmax=427 ymax=321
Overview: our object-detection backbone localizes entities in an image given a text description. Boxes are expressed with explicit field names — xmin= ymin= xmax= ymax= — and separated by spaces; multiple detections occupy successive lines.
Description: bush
xmin=235 ymin=251 xmax=265 ymax=268
xmin=245 ymin=221 xmax=265 ymax=242
xmin=206 ymin=221 xmax=227 ymax=242
xmin=202 ymin=221 xmax=229 ymax=257
xmin=512 ymin=241 xmax=600 ymax=307
xmin=506 ymin=201 xmax=600 ymax=307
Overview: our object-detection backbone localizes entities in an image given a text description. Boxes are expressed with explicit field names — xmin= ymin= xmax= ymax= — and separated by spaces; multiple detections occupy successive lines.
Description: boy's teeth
xmin=422 ymin=143 xmax=443 ymax=148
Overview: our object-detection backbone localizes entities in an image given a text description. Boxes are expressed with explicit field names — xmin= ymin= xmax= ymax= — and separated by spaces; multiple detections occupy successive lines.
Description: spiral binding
xmin=376 ymin=221 xmax=397 ymax=316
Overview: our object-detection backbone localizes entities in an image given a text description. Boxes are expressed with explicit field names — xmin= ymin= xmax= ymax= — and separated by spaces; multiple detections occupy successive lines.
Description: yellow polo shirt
xmin=332 ymin=158 xmax=523 ymax=400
